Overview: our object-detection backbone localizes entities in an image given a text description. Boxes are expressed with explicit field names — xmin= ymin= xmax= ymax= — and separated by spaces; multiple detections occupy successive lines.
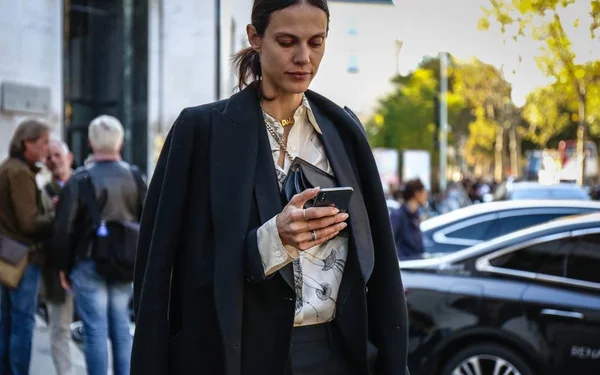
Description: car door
xmin=480 ymin=231 xmax=600 ymax=374
xmin=520 ymin=231 xmax=600 ymax=374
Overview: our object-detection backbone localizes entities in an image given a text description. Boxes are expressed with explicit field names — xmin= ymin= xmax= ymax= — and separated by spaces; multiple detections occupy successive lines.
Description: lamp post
xmin=439 ymin=51 xmax=449 ymax=193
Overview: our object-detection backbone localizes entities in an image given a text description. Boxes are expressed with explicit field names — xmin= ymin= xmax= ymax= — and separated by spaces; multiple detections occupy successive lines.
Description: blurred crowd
xmin=0 ymin=117 xmax=145 ymax=375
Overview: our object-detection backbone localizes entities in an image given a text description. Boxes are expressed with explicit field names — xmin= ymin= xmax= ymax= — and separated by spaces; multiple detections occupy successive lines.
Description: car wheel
xmin=442 ymin=343 xmax=536 ymax=375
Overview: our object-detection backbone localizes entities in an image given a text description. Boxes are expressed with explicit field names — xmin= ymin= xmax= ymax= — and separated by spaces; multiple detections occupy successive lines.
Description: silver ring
xmin=311 ymin=230 xmax=317 ymax=241
xmin=303 ymin=209 xmax=307 ymax=221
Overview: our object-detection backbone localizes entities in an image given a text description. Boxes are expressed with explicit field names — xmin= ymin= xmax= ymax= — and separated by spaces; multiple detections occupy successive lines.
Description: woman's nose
xmin=294 ymin=45 xmax=310 ymax=65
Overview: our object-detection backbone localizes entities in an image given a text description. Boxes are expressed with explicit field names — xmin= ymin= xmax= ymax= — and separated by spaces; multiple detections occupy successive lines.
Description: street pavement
xmin=30 ymin=315 xmax=106 ymax=375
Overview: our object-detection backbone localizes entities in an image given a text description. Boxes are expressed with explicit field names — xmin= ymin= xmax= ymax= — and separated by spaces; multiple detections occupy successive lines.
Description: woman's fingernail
xmin=341 ymin=213 xmax=349 ymax=220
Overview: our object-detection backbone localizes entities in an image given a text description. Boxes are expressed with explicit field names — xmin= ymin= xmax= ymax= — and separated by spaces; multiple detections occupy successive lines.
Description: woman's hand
xmin=277 ymin=187 xmax=349 ymax=250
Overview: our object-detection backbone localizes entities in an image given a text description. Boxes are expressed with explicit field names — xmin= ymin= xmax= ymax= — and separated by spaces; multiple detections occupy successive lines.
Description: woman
xmin=132 ymin=1 xmax=409 ymax=374
xmin=394 ymin=179 xmax=427 ymax=260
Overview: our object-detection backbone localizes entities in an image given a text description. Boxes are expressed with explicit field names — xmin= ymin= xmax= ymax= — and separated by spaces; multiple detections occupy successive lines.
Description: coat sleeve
xmin=350 ymin=124 xmax=409 ymax=374
xmin=131 ymin=108 xmax=195 ymax=375
xmin=8 ymin=168 xmax=54 ymax=240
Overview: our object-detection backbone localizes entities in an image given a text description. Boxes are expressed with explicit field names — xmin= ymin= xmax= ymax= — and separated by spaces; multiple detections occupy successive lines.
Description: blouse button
xmin=290 ymin=145 xmax=297 ymax=151
xmin=275 ymin=250 xmax=282 ymax=258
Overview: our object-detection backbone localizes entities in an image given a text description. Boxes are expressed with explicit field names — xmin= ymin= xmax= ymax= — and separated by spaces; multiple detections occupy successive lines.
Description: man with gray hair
xmin=41 ymin=138 xmax=74 ymax=375
xmin=53 ymin=115 xmax=146 ymax=375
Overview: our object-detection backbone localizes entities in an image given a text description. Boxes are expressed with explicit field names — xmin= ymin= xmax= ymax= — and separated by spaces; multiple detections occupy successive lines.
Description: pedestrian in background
xmin=132 ymin=0 xmax=409 ymax=374
xmin=41 ymin=139 xmax=74 ymax=375
xmin=395 ymin=179 xmax=427 ymax=260
xmin=53 ymin=115 xmax=146 ymax=375
xmin=0 ymin=119 xmax=55 ymax=375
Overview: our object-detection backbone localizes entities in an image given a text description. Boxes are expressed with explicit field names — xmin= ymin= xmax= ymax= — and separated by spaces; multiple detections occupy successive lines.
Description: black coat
xmin=132 ymin=86 xmax=409 ymax=375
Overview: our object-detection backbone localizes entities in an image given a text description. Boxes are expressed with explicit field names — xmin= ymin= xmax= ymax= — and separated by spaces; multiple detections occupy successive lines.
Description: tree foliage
xmin=367 ymin=56 xmax=515 ymax=178
xmin=523 ymin=61 xmax=600 ymax=147
xmin=366 ymin=57 xmax=467 ymax=154
xmin=480 ymin=0 xmax=600 ymax=183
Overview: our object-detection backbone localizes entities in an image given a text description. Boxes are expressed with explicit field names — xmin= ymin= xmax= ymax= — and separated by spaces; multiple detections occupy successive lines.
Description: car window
xmin=511 ymin=188 xmax=590 ymax=200
xmin=446 ymin=220 xmax=492 ymax=241
xmin=565 ymin=233 xmax=600 ymax=284
xmin=483 ymin=214 xmax=565 ymax=240
xmin=489 ymin=237 xmax=574 ymax=277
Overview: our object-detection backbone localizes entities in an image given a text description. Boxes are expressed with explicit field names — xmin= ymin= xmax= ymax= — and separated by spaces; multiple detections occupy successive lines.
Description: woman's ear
xmin=246 ymin=24 xmax=262 ymax=52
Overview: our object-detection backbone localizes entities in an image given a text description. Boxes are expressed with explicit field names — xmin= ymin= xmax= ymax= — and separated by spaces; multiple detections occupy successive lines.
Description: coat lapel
xmin=210 ymin=87 xmax=261 ymax=367
xmin=253 ymin=115 xmax=295 ymax=289
xmin=309 ymin=102 xmax=375 ymax=283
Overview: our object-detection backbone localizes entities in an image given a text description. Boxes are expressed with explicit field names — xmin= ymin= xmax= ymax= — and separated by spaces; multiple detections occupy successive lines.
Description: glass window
xmin=348 ymin=18 xmax=358 ymax=36
xmin=64 ymin=0 xmax=148 ymax=170
xmin=489 ymin=237 xmax=574 ymax=277
xmin=483 ymin=214 xmax=564 ymax=240
xmin=347 ymin=55 xmax=359 ymax=73
xmin=565 ymin=233 xmax=600 ymax=284
xmin=446 ymin=220 xmax=492 ymax=241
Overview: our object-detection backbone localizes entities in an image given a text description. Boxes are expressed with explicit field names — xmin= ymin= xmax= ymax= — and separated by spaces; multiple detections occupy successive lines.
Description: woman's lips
xmin=288 ymin=72 xmax=310 ymax=80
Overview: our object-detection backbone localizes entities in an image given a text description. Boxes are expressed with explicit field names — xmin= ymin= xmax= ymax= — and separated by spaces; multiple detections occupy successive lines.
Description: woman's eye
xmin=278 ymin=40 xmax=294 ymax=47
xmin=310 ymin=38 xmax=324 ymax=47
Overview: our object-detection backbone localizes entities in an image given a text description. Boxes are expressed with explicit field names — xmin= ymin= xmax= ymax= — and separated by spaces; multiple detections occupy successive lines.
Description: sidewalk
xmin=30 ymin=315 xmax=91 ymax=375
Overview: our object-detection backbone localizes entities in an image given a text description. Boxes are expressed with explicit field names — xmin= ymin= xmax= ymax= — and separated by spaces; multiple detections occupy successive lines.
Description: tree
xmin=367 ymin=58 xmax=467 ymax=153
xmin=453 ymin=58 xmax=515 ymax=181
xmin=480 ymin=0 xmax=600 ymax=185
xmin=523 ymin=60 xmax=600 ymax=147
xmin=368 ymin=56 xmax=519 ymax=182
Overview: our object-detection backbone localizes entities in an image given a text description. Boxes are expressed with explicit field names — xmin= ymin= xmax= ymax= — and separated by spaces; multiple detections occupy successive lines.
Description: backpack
xmin=77 ymin=165 xmax=145 ymax=281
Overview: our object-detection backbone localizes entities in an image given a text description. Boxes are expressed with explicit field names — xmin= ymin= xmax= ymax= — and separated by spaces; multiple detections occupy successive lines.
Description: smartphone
xmin=311 ymin=187 xmax=354 ymax=213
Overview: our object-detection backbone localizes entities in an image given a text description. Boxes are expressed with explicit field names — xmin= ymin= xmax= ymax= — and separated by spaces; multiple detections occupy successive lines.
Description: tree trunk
xmin=576 ymin=93 xmax=587 ymax=186
xmin=509 ymin=122 xmax=519 ymax=178
xmin=495 ymin=122 xmax=504 ymax=183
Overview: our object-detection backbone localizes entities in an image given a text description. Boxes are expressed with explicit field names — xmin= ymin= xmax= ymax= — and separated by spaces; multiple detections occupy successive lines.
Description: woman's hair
xmin=233 ymin=0 xmax=330 ymax=91
xmin=9 ymin=118 xmax=51 ymax=155
xmin=402 ymin=179 xmax=425 ymax=201
xmin=88 ymin=115 xmax=124 ymax=153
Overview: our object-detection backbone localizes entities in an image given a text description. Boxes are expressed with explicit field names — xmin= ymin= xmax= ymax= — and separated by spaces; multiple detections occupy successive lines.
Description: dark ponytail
xmin=234 ymin=0 xmax=330 ymax=91
xmin=233 ymin=47 xmax=262 ymax=90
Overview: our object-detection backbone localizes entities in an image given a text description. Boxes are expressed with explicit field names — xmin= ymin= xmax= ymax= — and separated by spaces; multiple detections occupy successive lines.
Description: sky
xmin=389 ymin=0 xmax=599 ymax=106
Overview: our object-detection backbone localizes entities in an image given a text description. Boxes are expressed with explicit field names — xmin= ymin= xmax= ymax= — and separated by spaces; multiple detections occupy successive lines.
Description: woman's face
xmin=248 ymin=3 xmax=328 ymax=96
xmin=415 ymin=189 xmax=428 ymax=206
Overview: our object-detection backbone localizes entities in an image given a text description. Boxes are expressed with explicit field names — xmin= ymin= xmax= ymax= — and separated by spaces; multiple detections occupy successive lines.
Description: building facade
xmin=1 ymin=0 xmax=398 ymax=174
xmin=0 ymin=0 xmax=63 ymax=160
xmin=311 ymin=0 xmax=400 ymax=121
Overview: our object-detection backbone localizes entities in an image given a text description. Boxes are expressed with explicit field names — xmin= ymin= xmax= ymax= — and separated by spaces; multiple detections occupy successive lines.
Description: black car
xmin=421 ymin=200 xmax=600 ymax=256
xmin=402 ymin=213 xmax=600 ymax=375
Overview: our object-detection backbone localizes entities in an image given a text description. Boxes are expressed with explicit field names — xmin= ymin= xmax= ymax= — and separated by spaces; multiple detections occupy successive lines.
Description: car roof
xmin=510 ymin=182 xmax=585 ymax=191
xmin=404 ymin=212 xmax=600 ymax=269
xmin=420 ymin=199 xmax=600 ymax=231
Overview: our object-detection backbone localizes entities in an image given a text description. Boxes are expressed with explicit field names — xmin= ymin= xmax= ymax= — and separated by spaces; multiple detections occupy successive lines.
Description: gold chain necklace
xmin=264 ymin=120 xmax=295 ymax=162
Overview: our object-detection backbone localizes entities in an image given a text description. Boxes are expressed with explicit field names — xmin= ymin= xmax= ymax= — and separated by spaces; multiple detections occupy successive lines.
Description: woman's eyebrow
xmin=274 ymin=32 xmax=327 ymax=39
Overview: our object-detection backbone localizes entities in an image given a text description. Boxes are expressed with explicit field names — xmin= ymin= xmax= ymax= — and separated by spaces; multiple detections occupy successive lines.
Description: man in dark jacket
xmin=0 ymin=119 xmax=54 ymax=375
xmin=41 ymin=138 xmax=74 ymax=375
xmin=53 ymin=115 xmax=146 ymax=375
xmin=394 ymin=179 xmax=427 ymax=260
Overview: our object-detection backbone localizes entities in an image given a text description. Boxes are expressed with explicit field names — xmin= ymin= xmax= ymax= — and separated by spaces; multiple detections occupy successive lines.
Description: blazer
xmin=132 ymin=85 xmax=409 ymax=375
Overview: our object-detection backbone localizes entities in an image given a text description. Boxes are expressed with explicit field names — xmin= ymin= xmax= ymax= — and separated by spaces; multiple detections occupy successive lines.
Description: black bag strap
xmin=77 ymin=171 xmax=102 ymax=229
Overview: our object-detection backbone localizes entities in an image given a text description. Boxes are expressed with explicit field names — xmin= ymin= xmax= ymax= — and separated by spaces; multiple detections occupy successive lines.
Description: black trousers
xmin=289 ymin=321 xmax=355 ymax=375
